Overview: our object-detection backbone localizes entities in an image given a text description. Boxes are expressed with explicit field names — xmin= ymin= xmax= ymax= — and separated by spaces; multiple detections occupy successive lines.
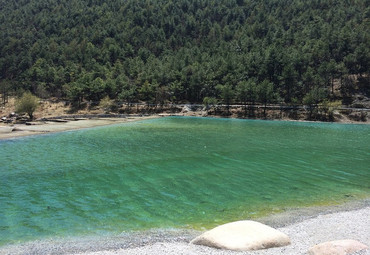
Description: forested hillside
xmin=1 ymin=0 xmax=369 ymax=107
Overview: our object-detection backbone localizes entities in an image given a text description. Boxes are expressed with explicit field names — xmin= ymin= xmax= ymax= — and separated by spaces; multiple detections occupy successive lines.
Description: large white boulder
xmin=190 ymin=220 xmax=291 ymax=251
xmin=308 ymin=239 xmax=368 ymax=255
xmin=0 ymin=126 xmax=14 ymax=133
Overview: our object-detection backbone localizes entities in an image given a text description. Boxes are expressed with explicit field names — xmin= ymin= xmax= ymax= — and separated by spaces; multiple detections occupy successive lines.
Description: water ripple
xmin=0 ymin=117 xmax=369 ymax=245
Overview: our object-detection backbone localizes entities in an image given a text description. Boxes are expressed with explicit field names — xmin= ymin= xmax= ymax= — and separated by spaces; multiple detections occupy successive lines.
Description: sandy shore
xmin=0 ymin=115 xmax=160 ymax=140
xmin=0 ymin=201 xmax=368 ymax=255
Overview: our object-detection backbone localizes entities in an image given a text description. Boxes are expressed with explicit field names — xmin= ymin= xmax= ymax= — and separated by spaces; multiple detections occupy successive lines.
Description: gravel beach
xmin=74 ymin=206 xmax=370 ymax=255
xmin=1 ymin=202 xmax=369 ymax=255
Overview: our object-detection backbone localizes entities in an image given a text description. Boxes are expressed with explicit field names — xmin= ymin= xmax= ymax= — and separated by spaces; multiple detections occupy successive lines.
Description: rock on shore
xmin=308 ymin=239 xmax=368 ymax=255
xmin=190 ymin=220 xmax=290 ymax=251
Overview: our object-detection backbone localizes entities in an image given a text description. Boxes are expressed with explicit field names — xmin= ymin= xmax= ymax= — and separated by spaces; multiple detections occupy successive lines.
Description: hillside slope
xmin=0 ymin=0 xmax=369 ymax=107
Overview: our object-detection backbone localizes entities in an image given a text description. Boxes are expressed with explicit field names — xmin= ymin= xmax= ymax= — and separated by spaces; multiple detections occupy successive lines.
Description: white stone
xmin=308 ymin=239 xmax=368 ymax=255
xmin=0 ymin=126 xmax=13 ymax=133
xmin=190 ymin=220 xmax=291 ymax=251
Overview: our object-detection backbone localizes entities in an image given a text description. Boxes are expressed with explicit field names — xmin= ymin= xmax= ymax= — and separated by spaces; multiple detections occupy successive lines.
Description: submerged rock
xmin=190 ymin=220 xmax=291 ymax=251
xmin=308 ymin=239 xmax=368 ymax=255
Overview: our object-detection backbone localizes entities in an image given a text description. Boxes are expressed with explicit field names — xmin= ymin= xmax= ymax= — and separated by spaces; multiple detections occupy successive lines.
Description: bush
xmin=99 ymin=96 xmax=114 ymax=113
xmin=203 ymin=97 xmax=218 ymax=108
xmin=15 ymin=92 xmax=39 ymax=119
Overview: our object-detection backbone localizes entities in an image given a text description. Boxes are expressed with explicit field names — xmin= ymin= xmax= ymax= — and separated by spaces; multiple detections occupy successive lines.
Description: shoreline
xmin=1 ymin=113 xmax=369 ymax=141
xmin=0 ymin=115 xmax=160 ymax=140
xmin=0 ymin=198 xmax=369 ymax=255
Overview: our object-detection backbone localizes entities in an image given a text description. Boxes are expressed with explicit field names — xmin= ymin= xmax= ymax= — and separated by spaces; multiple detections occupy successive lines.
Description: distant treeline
xmin=0 ymin=0 xmax=369 ymax=107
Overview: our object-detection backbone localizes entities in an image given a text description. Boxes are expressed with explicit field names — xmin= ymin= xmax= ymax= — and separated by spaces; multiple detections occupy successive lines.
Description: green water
xmin=0 ymin=117 xmax=369 ymax=245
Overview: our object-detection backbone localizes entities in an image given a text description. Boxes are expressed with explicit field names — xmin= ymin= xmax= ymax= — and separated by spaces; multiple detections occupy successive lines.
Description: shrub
xmin=99 ymin=96 xmax=114 ymax=113
xmin=15 ymin=92 xmax=39 ymax=119
xmin=203 ymin=97 xmax=218 ymax=108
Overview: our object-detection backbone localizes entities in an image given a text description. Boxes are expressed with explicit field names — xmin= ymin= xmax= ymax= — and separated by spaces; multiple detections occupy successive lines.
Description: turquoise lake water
xmin=0 ymin=117 xmax=369 ymax=245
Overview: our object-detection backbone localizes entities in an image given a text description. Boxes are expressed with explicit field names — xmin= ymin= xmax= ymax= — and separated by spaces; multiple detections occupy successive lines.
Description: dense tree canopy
xmin=0 ymin=0 xmax=369 ymax=106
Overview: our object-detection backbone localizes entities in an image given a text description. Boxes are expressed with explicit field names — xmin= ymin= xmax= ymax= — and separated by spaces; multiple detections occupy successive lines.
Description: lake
xmin=0 ymin=117 xmax=369 ymax=245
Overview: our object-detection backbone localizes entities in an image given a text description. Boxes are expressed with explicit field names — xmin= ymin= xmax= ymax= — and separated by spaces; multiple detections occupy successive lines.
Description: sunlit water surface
xmin=0 ymin=117 xmax=369 ymax=245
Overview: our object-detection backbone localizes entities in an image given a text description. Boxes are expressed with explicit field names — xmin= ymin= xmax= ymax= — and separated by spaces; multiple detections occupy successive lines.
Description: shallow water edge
xmin=1 ymin=198 xmax=369 ymax=255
